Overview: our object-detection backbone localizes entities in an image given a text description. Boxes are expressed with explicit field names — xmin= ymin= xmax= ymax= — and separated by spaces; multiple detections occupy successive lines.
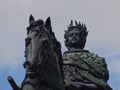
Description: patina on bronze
xmin=7 ymin=16 xmax=113 ymax=90
xmin=62 ymin=20 xmax=112 ymax=90
xmin=8 ymin=15 xmax=65 ymax=90
xmin=21 ymin=15 xmax=65 ymax=90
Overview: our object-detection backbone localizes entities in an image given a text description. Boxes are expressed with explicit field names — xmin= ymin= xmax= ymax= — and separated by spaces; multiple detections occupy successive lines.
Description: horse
xmin=21 ymin=15 xmax=65 ymax=90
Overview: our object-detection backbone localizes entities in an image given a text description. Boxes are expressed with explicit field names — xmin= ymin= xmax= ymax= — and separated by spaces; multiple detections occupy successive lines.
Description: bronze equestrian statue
xmin=7 ymin=16 xmax=112 ymax=90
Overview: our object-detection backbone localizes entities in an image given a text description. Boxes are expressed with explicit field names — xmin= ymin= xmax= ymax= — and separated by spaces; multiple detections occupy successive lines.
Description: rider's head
xmin=64 ymin=20 xmax=88 ymax=50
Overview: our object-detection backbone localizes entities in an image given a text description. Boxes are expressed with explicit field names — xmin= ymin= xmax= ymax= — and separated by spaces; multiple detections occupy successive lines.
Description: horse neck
xmin=41 ymin=47 xmax=64 ymax=88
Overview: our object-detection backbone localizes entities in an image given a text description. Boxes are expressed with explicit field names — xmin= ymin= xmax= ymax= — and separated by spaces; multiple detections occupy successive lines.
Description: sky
xmin=0 ymin=0 xmax=120 ymax=90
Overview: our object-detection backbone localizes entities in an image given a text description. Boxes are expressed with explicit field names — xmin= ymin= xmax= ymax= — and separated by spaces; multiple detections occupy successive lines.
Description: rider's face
xmin=68 ymin=28 xmax=81 ymax=44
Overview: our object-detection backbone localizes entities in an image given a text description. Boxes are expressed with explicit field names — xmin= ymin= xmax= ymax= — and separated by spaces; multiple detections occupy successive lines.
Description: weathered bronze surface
xmin=62 ymin=20 xmax=112 ymax=90
xmin=21 ymin=15 xmax=65 ymax=90
xmin=7 ymin=16 xmax=112 ymax=90
xmin=8 ymin=15 xmax=65 ymax=90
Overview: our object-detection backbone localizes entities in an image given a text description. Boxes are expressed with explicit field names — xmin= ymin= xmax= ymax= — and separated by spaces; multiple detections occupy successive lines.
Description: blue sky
xmin=0 ymin=0 xmax=120 ymax=90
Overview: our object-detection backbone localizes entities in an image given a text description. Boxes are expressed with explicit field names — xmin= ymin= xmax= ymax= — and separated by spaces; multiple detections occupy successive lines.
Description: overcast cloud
xmin=0 ymin=0 xmax=120 ymax=89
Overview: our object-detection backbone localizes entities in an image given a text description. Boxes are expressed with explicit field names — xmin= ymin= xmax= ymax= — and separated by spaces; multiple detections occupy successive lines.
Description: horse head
xmin=24 ymin=15 xmax=53 ymax=78
xmin=22 ymin=15 xmax=64 ymax=90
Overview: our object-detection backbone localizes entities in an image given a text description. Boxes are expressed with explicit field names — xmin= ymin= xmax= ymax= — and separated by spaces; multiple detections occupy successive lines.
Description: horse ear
xmin=29 ymin=14 xmax=35 ymax=24
xmin=45 ymin=17 xmax=52 ymax=32
xmin=45 ymin=17 xmax=51 ymax=26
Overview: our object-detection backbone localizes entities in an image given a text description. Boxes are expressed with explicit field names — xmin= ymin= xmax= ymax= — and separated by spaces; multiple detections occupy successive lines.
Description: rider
xmin=62 ymin=20 xmax=112 ymax=90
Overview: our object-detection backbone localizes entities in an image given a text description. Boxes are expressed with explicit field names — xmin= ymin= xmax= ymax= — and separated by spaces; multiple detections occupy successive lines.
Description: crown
xmin=65 ymin=20 xmax=88 ymax=38
xmin=64 ymin=20 xmax=88 ymax=49
xmin=68 ymin=20 xmax=87 ymax=32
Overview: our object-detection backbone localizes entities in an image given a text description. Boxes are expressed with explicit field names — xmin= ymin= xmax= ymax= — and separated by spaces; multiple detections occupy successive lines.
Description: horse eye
xmin=25 ymin=37 xmax=31 ymax=47
xmin=35 ymin=32 xmax=39 ymax=36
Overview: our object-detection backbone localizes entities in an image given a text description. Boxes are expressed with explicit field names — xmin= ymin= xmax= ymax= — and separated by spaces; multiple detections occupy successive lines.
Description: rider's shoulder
xmin=86 ymin=51 xmax=106 ymax=63
xmin=63 ymin=49 xmax=105 ymax=62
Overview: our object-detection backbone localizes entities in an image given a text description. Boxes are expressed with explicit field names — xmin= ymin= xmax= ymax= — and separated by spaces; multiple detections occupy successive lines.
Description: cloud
xmin=0 ymin=0 xmax=27 ymax=69
xmin=106 ymin=56 xmax=120 ymax=90
xmin=108 ymin=56 xmax=120 ymax=75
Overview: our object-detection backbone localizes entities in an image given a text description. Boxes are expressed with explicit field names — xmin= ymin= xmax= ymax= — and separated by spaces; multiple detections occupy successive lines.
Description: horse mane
xmin=50 ymin=32 xmax=64 ymax=78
